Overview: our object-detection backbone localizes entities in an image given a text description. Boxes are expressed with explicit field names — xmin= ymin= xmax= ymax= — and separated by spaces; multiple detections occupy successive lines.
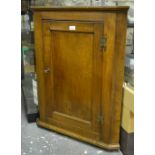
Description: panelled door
xmin=42 ymin=20 xmax=104 ymax=140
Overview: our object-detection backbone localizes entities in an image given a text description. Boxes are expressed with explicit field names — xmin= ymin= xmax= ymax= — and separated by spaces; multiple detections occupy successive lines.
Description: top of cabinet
xmin=31 ymin=6 xmax=129 ymax=13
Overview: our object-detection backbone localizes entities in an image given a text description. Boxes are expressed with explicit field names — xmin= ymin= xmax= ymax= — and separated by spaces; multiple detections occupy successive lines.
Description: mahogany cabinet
xmin=31 ymin=6 xmax=129 ymax=150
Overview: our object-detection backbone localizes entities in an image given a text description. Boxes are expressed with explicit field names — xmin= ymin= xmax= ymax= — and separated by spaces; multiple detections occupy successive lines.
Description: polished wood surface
xmin=32 ymin=6 xmax=128 ymax=150
xmin=31 ymin=6 xmax=129 ymax=12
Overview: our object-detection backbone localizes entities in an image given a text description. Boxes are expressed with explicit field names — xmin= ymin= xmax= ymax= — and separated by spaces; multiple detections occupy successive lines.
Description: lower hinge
xmin=100 ymin=36 xmax=107 ymax=49
xmin=98 ymin=113 xmax=104 ymax=125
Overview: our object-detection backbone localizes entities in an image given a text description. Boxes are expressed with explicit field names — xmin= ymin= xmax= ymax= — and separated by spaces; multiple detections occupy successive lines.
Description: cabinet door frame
xmin=41 ymin=20 xmax=105 ymax=140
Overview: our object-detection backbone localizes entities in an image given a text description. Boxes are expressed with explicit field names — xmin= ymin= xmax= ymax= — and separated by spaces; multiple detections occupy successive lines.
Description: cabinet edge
xmin=37 ymin=119 xmax=120 ymax=150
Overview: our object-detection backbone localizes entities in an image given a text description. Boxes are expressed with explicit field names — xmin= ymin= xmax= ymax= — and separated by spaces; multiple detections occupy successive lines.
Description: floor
xmin=21 ymin=96 xmax=123 ymax=155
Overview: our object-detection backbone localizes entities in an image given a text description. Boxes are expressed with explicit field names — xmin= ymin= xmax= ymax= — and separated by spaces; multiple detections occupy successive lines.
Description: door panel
xmin=51 ymin=31 xmax=93 ymax=121
xmin=42 ymin=21 xmax=104 ymax=139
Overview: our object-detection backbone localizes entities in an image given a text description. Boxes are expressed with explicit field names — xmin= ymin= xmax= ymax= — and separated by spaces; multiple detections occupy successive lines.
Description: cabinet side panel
xmin=33 ymin=13 xmax=46 ymax=121
xmin=110 ymin=13 xmax=128 ymax=144
xmin=101 ymin=14 xmax=117 ymax=143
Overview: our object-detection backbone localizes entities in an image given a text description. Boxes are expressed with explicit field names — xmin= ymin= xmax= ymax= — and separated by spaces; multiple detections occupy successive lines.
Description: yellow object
xmin=121 ymin=83 xmax=134 ymax=133
xmin=123 ymin=84 xmax=134 ymax=112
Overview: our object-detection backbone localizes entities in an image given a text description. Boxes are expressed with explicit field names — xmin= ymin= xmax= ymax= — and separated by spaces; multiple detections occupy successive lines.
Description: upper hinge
xmin=100 ymin=36 xmax=107 ymax=49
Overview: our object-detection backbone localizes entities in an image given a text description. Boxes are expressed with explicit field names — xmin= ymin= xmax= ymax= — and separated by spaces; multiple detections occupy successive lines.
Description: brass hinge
xmin=100 ymin=36 xmax=107 ymax=49
xmin=98 ymin=113 xmax=104 ymax=125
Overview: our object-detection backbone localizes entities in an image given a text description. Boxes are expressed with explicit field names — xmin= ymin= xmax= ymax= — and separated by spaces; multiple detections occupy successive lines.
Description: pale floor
xmin=21 ymin=97 xmax=123 ymax=155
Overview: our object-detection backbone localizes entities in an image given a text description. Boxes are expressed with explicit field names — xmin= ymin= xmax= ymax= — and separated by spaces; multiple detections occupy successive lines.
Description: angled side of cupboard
xmin=31 ymin=6 xmax=129 ymax=150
